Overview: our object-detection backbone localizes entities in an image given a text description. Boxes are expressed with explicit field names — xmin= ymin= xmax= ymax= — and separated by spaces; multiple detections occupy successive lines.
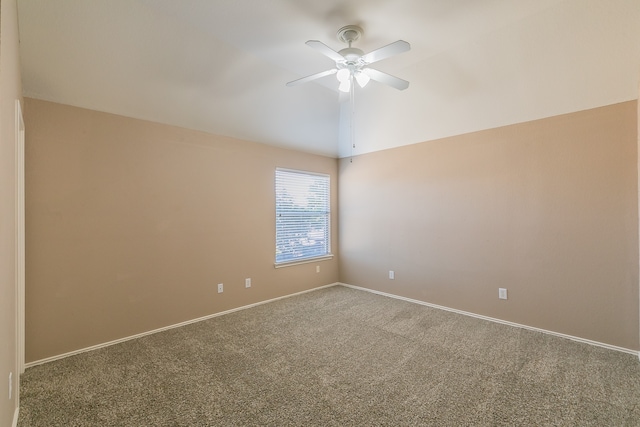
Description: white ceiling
xmin=17 ymin=0 xmax=640 ymax=158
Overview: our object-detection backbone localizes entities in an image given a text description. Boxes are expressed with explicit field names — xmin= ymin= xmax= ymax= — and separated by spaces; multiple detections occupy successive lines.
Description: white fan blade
xmin=306 ymin=40 xmax=345 ymax=62
xmin=286 ymin=69 xmax=338 ymax=87
xmin=361 ymin=40 xmax=410 ymax=64
xmin=363 ymin=68 xmax=410 ymax=90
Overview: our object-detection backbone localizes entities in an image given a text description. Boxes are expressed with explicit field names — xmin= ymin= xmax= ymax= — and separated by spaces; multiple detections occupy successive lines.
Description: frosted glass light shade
xmin=338 ymin=80 xmax=351 ymax=93
xmin=355 ymin=71 xmax=370 ymax=88
xmin=336 ymin=69 xmax=351 ymax=83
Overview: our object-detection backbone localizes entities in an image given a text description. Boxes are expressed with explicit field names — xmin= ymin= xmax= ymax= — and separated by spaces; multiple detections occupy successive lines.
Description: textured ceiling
xmin=17 ymin=0 xmax=640 ymax=158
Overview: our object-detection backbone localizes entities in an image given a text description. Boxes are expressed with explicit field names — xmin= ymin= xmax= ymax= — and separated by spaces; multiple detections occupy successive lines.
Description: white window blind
xmin=275 ymin=168 xmax=330 ymax=265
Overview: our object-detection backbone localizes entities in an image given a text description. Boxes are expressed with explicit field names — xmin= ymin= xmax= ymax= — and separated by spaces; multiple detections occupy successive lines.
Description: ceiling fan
xmin=286 ymin=25 xmax=410 ymax=93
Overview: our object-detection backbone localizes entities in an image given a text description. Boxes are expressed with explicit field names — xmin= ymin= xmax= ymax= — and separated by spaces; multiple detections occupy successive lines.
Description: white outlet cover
xmin=218 ymin=283 xmax=223 ymax=293
xmin=389 ymin=270 xmax=395 ymax=280
xmin=245 ymin=278 xmax=251 ymax=288
xmin=499 ymin=288 xmax=507 ymax=299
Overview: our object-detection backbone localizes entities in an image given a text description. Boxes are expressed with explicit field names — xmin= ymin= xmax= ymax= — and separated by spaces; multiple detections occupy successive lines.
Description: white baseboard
xmin=338 ymin=283 xmax=640 ymax=358
xmin=24 ymin=281 xmax=639 ymax=368
xmin=12 ymin=406 xmax=19 ymax=427
xmin=26 ymin=283 xmax=340 ymax=369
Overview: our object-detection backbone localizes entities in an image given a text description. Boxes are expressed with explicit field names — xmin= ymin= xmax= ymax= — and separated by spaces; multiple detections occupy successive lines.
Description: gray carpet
xmin=18 ymin=286 xmax=640 ymax=426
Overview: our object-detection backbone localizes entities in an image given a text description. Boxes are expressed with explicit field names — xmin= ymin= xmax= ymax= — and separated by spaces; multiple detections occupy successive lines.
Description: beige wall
xmin=339 ymin=101 xmax=639 ymax=351
xmin=22 ymin=97 xmax=640 ymax=361
xmin=25 ymin=98 xmax=339 ymax=363
xmin=0 ymin=0 xmax=23 ymax=423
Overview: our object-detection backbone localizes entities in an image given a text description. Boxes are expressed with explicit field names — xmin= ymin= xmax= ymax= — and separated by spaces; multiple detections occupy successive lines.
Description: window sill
xmin=274 ymin=254 xmax=334 ymax=269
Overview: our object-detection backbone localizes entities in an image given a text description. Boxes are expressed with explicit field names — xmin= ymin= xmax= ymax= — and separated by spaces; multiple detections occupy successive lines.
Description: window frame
xmin=274 ymin=168 xmax=332 ymax=268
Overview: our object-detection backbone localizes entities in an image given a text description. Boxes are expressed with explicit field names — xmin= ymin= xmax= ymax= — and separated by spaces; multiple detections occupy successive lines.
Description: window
xmin=275 ymin=168 xmax=331 ymax=266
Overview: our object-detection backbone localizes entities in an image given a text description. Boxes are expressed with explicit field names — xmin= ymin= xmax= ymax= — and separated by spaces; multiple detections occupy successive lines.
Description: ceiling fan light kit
xmin=286 ymin=24 xmax=410 ymax=92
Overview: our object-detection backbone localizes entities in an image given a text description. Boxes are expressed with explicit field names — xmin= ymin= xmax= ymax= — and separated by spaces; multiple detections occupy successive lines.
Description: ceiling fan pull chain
xmin=350 ymin=75 xmax=356 ymax=163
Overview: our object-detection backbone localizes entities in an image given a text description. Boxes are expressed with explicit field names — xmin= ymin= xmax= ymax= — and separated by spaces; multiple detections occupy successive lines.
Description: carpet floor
xmin=18 ymin=285 xmax=640 ymax=426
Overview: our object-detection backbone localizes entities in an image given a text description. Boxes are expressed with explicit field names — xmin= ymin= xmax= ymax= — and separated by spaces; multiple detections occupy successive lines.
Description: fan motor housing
xmin=339 ymin=47 xmax=364 ymax=62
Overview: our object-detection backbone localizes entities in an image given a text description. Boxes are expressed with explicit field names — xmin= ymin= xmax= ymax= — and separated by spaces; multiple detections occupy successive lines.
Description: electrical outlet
xmin=245 ymin=278 xmax=251 ymax=288
xmin=217 ymin=283 xmax=223 ymax=293
xmin=389 ymin=270 xmax=395 ymax=280
xmin=9 ymin=372 xmax=12 ymax=400
xmin=499 ymin=288 xmax=507 ymax=300
xmin=316 ymin=265 xmax=320 ymax=273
